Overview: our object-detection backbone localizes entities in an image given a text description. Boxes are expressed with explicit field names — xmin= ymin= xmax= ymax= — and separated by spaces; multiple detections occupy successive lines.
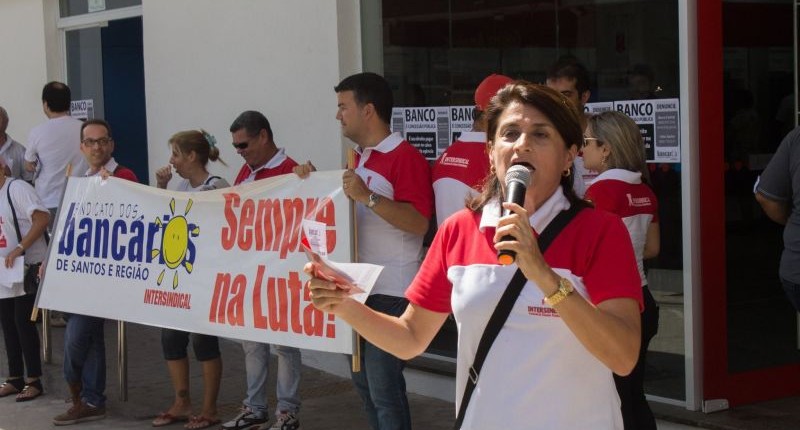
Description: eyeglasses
xmin=582 ymin=137 xmax=600 ymax=148
xmin=81 ymin=137 xmax=111 ymax=147
xmin=232 ymin=141 xmax=249 ymax=150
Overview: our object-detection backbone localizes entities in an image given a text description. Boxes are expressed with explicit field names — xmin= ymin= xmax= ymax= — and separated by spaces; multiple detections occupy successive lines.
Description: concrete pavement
xmin=0 ymin=320 xmax=779 ymax=430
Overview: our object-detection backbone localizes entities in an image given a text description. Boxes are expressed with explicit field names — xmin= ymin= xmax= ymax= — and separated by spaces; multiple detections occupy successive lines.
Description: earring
xmin=562 ymin=167 xmax=571 ymax=177
xmin=490 ymin=165 xmax=496 ymax=174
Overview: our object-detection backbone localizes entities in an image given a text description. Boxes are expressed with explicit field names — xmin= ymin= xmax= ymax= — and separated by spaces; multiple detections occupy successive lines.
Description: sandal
xmin=15 ymin=379 xmax=43 ymax=402
xmin=152 ymin=412 xmax=190 ymax=427
xmin=184 ymin=415 xmax=221 ymax=430
xmin=0 ymin=378 xmax=24 ymax=397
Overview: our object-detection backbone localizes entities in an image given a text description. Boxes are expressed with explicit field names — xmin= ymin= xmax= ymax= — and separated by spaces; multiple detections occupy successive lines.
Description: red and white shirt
xmin=406 ymin=187 xmax=641 ymax=429
xmin=431 ymin=131 xmax=489 ymax=226
xmin=585 ymin=169 xmax=659 ymax=287
xmin=234 ymin=148 xmax=298 ymax=185
xmin=355 ymin=132 xmax=433 ymax=297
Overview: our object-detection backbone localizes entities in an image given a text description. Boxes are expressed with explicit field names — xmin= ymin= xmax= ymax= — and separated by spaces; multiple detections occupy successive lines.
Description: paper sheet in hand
xmin=0 ymin=256 xmax=24 ymax=288
xmin=302 ymin=220 xmax=382 ymax=302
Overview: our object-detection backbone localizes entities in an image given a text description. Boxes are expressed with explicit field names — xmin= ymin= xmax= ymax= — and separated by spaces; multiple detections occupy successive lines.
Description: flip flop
xmin=15 ymin=380 xmax=43 ymax=402
xmin=0 ymin=379 xmax=23 ymax=397
xmin=184 ymin=415 xmax=221 ymax=430
xmin=152 ymin=412 xmax=190 ymax=427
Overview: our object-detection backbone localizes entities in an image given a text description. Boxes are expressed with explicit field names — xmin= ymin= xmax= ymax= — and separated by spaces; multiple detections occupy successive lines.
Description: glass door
xmin=374 ymin=0 xmax=687 ymax=403
xmin=63 ymin=16 xmax=149 ymax=183
xmin=701 ymin=0 xmax=800 ymax=409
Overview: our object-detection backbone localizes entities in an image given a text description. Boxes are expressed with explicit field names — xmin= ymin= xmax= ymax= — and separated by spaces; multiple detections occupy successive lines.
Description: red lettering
xmin=288 ymin=271 xmax=303 ymax=334
xmin=210 ymin=273 xmax=232 ymax=324
xmin=267 ymin=277 xmax=288 ymax=332
xmin=226 ymin=274 xmax=246 ymax=327
xmin=255 ymin=199 xmax=280 ymax=252
xmin=220 ymin=196 xmax=338 ymax=258
xmin=303 ymin=302 xmax=324 ymax=336
xmin=316 ymin=198 xmax=337 ymax=254
xmin=252 ymin=265 xmax=268 ymax=329
xmin=280 ymin=199 xmax=303 ymax=259
xmin=220 ymin=193 xmax=240 ymax=250
xmin=237 ymin=199 xmax=255 ymax=250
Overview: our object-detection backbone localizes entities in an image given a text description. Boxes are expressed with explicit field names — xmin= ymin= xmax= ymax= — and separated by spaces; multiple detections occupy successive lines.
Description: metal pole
xmin=42 ymin=309 xmax=52 ymax=364
xmin=118 ymin=320 xmax=128 ymax=401
xmin=347 ymin=149 xmax=361 ymax=373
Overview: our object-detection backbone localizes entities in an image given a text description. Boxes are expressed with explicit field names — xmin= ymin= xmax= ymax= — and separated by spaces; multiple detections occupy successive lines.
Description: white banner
xmin=38 ymin=171 xmax=356 ymax=354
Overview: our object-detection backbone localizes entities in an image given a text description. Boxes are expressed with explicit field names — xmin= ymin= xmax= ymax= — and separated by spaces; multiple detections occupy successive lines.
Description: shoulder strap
xmin=6 ymin=179 xmax=50 ymax=254
xmin=453 ymin=203 xmax=583 ymax=429
xmin=203 ymin=175 xmax=222 ymax=186
xmin=7 ymin=179 xmax=23 ymax=252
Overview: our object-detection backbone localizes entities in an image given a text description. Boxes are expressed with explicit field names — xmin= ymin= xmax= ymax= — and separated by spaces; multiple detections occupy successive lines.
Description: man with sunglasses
xmin=53 ymin=119 xmax=138 ymax=426
xmin=230 ymin=110 xmax=298 ymax=184
xmin=223 ymin=110 xmax=302 ymax=430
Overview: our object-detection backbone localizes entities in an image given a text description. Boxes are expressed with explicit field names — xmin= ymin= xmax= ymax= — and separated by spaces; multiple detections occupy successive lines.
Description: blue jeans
xmin=241 ymin=341 xmax=301 ymax=417
xmin=350 ymin=294 xmax=411 ymax=430
xmin=781 ymin=278 xmax=800 ymax=312
xmin=63 ymin=314 xmax=106 ymax=407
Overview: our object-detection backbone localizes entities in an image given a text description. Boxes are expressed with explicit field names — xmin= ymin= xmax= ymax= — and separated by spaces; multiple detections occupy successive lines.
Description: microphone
xmin=497 ymin=165 xmax=531 ymax=265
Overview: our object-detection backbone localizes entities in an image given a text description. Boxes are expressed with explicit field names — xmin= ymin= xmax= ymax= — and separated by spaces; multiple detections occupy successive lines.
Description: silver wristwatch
xmin=367 ymin=193 xmax=380 ymax=208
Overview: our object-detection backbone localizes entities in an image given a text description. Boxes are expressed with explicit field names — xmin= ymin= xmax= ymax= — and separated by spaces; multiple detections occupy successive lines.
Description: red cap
xmin=474 ymin=74 xmax=513 ymax=111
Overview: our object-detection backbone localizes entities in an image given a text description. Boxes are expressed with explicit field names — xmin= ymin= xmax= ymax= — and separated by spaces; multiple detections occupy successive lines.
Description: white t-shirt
xmin=25 ymin=115 xmax=86 ymax=208
xmin=173 ymin=174 xmax=230 ymax=192
xmin=354 ymin=133 xmax=433 ymax=297
xmin=0 ymin=179 xmax=49 ymax=298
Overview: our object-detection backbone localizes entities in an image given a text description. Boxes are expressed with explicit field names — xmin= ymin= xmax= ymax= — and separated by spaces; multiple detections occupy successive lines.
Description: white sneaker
xmin=267 ymin=412 xmax=300 ymax=430
xmin=221 ymin=407 xmax=268 ymax=430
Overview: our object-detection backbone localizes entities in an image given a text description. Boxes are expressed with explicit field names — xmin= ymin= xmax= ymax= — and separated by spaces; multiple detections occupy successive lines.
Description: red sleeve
xmin=234 ymin=165 xmax=249 ymax=185
xmin=113 ymin=167 xmax=139 ymax=183
xmin=391 ymin=144 xmax=433 ymax=219
xmin=275 ymin=157 xmax=299 ymax=175
xmin=581 ymin=213 xmax=643 ymax=309
xmin=584 ymin=182 xmax=616 ymax=213
xmin=406 ymin=217 xmax=454 ymax=313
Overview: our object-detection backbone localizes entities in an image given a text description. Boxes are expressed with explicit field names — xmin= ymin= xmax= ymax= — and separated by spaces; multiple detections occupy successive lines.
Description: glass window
xmin=377 ymin=0 xmax=684 ymax=401
xmin=60 ymin=0 xmax=141 ymax=18
xmin=723 ymin=0 xmax=799 ymax=373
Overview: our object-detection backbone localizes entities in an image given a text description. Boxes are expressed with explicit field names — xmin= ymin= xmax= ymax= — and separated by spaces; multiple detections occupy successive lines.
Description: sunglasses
xmin=232 ymin=141 xmax=249 ymax=150
xmin=582 ymin=137 xmax=600 ymax=148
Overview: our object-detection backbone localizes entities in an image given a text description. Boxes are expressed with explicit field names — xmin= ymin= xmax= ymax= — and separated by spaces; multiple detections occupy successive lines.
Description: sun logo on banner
xmin=151 ymin=198 xmax=199 ymax=289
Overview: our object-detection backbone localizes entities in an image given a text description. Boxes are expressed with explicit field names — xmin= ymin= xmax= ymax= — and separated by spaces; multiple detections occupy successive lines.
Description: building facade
xmin=0 ymin=0 xmax=797 ymax=413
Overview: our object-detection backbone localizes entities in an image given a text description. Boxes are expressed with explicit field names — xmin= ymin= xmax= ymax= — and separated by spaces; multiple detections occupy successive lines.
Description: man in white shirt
xmin=24 ymin=82 xmax=86 ymax=215
xmin=24 ymin=82 xmax=86 ymax=327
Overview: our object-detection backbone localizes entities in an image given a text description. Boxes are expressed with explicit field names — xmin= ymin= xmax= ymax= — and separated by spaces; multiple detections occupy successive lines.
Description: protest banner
xmin=37 ymin=171 xmax=359 ymax=354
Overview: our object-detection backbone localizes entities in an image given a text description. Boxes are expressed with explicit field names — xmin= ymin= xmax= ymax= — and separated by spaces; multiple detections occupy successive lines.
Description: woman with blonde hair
xmin=583 ymin=110 xmax=660 ymax=430
xmin=152 ymin=130 xmax=229 ymax=429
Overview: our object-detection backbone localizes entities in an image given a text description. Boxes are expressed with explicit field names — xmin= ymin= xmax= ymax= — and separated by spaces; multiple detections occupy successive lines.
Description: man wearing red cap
xmin=431 ymin=74 xmax=511 ymax=225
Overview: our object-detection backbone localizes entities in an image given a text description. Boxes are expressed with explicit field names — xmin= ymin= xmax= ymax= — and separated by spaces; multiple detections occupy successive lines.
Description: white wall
xmin=143 ymin=0 xmax=360 ymax=184
xmin=0 ymin=0 xmax=49 ymax=143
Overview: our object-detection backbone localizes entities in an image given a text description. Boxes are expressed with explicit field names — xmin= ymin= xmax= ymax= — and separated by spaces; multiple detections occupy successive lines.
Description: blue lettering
xmin=111 ymin=220 xmax=127 ymax=260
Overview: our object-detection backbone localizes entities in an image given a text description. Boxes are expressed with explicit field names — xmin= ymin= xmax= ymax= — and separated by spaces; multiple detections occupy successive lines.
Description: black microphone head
xmin=505 ymin=164 xmax=531 ymax=188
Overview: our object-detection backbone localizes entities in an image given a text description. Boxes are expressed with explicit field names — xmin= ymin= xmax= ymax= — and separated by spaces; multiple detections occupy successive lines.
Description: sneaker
xmin=267 ymin=412 xmax=300 ymax=430
xmin=221 ymin=407 xmax=268 ymax=430
xmin=53 ymin=401 xmax=106 ymax=426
